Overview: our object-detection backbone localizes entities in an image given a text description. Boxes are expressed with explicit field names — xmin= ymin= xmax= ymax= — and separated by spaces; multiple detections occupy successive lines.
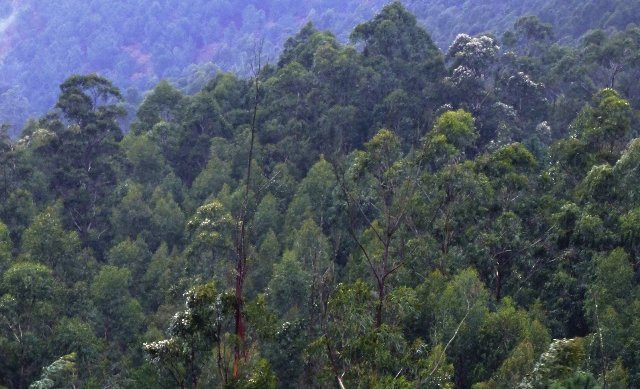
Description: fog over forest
xmin=0 ymin=0 xmax=637 ymax=133
xmin=1 ymin=1 xmax=640 ymax=388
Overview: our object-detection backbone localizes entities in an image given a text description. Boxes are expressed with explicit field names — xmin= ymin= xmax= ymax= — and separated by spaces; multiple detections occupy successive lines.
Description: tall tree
xmin=43 ymin=75 xmax=126 ymax=252
xmin=337 ymin=129 xmax=419 ymax=327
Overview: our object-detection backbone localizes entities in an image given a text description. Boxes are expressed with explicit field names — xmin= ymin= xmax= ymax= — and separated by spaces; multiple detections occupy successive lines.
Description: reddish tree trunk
xmin=233 ymin=257 xmax=245 ymax=377
xmin=233 ymin=51 xmax=261 ymax=378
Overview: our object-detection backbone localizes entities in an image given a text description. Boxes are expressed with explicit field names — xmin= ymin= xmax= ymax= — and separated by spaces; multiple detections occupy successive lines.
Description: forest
xmin=2 ymin=2 xmax=640 ymax=388
xmin=1 ymin=0 xmax=639 ymax=135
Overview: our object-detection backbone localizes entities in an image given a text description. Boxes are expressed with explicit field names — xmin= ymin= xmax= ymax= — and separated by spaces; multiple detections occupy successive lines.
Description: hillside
xmin=405 ymin=0 xmax=640 ymax=47
xmin=1 ymin=0 xmax=639 ymax=135
xmin=2 ymin=2 xmax=640 ymax=387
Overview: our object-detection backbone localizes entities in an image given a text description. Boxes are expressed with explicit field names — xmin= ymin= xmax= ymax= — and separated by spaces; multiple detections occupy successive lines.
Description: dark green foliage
xmin=1 ymin=4 xmax=640 ymax=388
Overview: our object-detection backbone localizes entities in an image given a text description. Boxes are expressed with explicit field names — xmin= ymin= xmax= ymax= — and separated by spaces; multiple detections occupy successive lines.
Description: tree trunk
xmin=495 ymin=265 xmax=502 ymax=301
xmin=233 ymin=50 xmax=261 ymax=378
xmin=375 ymin=280 xmax=385 ymax=328
xmin=233 ymin=258 xmax=245 ymax=378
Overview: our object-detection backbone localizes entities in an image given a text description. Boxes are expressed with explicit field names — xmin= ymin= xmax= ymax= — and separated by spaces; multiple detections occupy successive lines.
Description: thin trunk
xmin=594 ymin=295 xmax=609 ymax=389
xmin=427 ymin=301 xmax=470 ymax=380
xmin=495 ymin=266 xmax=502 ymax=301
xmin=443 ymin=212 xmax=450 ymax=256
xmin=375 ymin=279 xmax=385 ymax=328
xmin=233 ymin=49 xmax=261 ymax=378
xmin=191 ymin=346 xmax=199 ymax=389
xmin=216 ymin=325 xmax=226 ymax=385
xmin=324 ymin=332 xmax=346 ymax=389
xmin=232 ymin=256 xmax=246 ymax=378
xmin=376 ymin=240 xmax=390 ymax=328
xmin=19 ymin=364 xmax=24 ymax=389
xmin=495 ymin=253 xmax=504 ymax=301
xmin=610 ymin=62 xmax=621 ymax=88
xmin=442 ymin=182 xmax=452 ymax=257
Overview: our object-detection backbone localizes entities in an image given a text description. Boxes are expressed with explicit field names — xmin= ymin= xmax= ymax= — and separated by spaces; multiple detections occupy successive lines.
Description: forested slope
xmin=405 ymin=0 xmax=640 ymax=47
xmin=0 ymin=0 xmax=638 ymax=135
xmin=2 ymin=2 xmax=640 ymax=388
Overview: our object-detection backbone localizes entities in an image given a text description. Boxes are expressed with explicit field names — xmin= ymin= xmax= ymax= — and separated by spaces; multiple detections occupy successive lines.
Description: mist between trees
xmin=2 ymin=2 xmax=640 ymax=388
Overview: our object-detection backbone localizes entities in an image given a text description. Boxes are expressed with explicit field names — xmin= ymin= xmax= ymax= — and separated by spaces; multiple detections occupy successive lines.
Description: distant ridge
xmin=0 ymin=0 xmax=637 ymax=134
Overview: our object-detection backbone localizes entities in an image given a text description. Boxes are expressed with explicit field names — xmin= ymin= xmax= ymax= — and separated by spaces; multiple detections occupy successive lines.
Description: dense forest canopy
xmin=1 ymin=0 xmax=639 ymax=135
xmin=2 ymin=2 xmax=640 ymax=388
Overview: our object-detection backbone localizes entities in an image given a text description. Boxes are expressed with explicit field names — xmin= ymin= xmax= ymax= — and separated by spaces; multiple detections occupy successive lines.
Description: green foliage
xmin=144 ymin=282 xmax=237 ymax=388
xmin=121 ymin=133 xmax=168 ymax=185
xmin=2 ymin=261 xmax=54 ymax=303
xmin=150 ymin=188 xmax=186 ymax=247
xmin=574 ymin=88 xmax=633 ymax=162
xmin=252 ymin=193 xmax=282 ymax=239
xmin=52 ymin=317 xmax=103 ymax=378
xmin=30 ymin=353 xmax=78 ymax=389
xmin=433 ymin=110 xmax=478 ymax=151
xmin=186 ymin=199 xmax=235 ymax=275
xmin=519 ymin=338 xmax=591 ymax=388
xmin=2 ymin=4 xmax=640 ymax=388
xmin=107 ymin=236 xmax=151 ymax=281
xmin=20 ymin=205 xmax=88 ymax=283
xmin=0 ymin=221 xmax=12 ymax=274
xmin=0 ymin=262 xmax=57 ymax=387
xmin=134 ymin=81 xmax=185 ymax=131
xmin=2 ymin=0 xmax=639 ymax=134
xmin=351 ymin=2 xmax=445 ymax=86
xmin=90 ymin=266 xmax=144 ymax=345
xmin=423 ymin=109 xmax=478 ymax=166
xmin=268 ymin=250 xmax=311 ymax=317
xmin=227 ymin=358 xmax=278 ymax=389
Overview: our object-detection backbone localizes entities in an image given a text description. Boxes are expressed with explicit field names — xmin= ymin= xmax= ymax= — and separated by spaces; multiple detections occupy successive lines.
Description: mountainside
xmin=2 ymin=2 xmax=640 ymax=388
xmin=0 ymin=0 xmax=638 ymax=135
xmin=405 ymin=0 xmax=640 ymax=47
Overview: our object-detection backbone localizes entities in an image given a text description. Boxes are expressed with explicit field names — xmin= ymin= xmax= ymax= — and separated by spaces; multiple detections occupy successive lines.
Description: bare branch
xmin=427 ymin=299 xmax=471 ymax=379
